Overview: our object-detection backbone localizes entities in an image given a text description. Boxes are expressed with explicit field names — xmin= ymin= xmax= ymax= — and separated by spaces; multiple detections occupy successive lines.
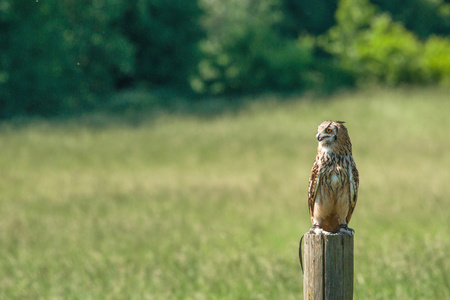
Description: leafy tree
xmin=370 ymin=0 xmax=450 ymax=39
xmin=321 ymin=0 xmax=450 ymax=86
xmin=278 ymin=0 xmax=339 ymax=37
xmin=354 ymin=15 xmax=424 ymax=85
xmin=120 ymin=0 xmax=204 ymax=88
xmin=192 ymin=0 xmax=314 ymax=94
xmin=0 ymin=0 xmax=134 ymax=117
xmin=423 ymin=36 xmax=450 ymax=85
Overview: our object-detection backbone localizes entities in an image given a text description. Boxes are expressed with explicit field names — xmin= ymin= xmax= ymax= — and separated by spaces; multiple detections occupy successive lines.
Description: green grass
xmin=1 ymin=88 xmax=449 ymax=299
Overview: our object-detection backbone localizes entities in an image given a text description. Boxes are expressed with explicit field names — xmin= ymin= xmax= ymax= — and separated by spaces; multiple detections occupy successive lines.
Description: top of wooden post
xmin=302 ymin=233 xmax=354 ymax=300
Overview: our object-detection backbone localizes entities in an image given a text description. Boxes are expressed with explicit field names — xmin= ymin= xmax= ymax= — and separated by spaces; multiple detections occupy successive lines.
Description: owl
xmin=307 ymin=120 xmax=359 ymax=235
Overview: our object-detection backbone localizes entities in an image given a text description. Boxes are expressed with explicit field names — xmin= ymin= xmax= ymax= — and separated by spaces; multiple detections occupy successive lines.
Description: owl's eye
xmin=325 ymin=128 xmax=332 ymax=133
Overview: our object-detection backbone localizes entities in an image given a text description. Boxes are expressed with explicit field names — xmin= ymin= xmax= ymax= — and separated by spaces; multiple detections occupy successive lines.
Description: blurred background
xmin=0 ymin=0 xmax=449 ymax=117
xmin=1 ymin=0 xmax=450 ymax=299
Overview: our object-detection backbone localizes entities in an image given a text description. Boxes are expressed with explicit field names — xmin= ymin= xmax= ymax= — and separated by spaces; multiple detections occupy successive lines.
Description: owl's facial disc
xmin=316 ymin=129 xmax=336 ymax=145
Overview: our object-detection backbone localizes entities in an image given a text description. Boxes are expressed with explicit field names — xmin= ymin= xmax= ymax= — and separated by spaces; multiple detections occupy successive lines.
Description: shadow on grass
xmin=0 ymin=87 xmax=342 ymax=130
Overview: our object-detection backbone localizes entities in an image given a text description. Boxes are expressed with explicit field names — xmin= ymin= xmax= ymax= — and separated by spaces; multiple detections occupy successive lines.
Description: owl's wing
xmin=346 ymin=156 xmax=359 ymax=224
xmin=308 ymin=158 xmax=320 ymax=219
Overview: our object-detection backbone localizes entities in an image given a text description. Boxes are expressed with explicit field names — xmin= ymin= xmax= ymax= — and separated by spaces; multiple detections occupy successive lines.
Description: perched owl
xmin=308 ymin=120 xmax=359 ymax=235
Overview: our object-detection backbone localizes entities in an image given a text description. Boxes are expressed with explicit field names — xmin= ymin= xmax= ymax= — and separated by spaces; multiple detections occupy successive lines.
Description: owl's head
xmin=316 ymin=120 xmax=352 ymax=154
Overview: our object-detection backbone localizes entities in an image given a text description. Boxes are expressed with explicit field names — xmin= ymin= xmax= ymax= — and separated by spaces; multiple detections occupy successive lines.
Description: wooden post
xmin=303 ymin=233 xmax=354 ymax=300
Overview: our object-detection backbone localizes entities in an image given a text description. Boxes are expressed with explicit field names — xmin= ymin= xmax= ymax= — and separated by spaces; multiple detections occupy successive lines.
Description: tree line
xmin=0 ymin=0 xmax=449 ymax=117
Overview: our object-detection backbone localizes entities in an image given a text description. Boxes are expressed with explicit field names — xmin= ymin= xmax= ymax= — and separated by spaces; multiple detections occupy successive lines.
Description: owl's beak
xmin=316 ymin=133 xmax=322 ymax=141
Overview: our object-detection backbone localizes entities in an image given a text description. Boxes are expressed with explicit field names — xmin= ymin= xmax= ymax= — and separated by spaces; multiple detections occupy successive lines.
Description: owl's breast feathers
xmin=308 ymin=150 xmax=359 ymax=232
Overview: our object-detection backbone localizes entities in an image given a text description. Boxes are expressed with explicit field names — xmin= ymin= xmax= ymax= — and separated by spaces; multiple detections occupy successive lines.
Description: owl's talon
xmin=310 ymin=224 xmax=325 ymax=235
xmin=339 ymin=224 xmax=355 ymax=235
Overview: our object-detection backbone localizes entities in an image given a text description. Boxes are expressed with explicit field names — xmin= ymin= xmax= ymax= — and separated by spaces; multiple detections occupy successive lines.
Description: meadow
xmin=0 ymin=88 xmax=449 ymax=299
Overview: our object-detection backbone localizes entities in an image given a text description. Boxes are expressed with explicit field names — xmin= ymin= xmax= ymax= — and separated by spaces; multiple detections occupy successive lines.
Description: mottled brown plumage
xmin=308 ymin=121 xmax=359 ymax=235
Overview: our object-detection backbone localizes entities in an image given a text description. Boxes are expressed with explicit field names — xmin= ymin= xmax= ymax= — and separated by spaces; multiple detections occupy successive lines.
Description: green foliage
xmin=355 ymin=15 xmax=424 ymax=85
xmin=0 ymin=0 xmax=449 ymax=117
xmin=370 ymin=0 xmax=450 ymax=39
xmin=0 ymin=0 xmax=205 ymax=117
xmin=0 ymin=0 xmax=134 ymax=117
xmin=278 ymin=0 xmax=339 ymax=36
xmin=423 ymin=36 xmax=450 ymax=85
xmin=323 ymin=0 xmax=450 ymax=86
xmin=192 ymin=0 xmax=314 ymax=94
xmin=120 ymin=0 xmax=204 ymax=87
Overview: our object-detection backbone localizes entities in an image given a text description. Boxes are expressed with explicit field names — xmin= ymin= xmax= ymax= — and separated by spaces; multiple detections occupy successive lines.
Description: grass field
xmin=1 ymin=88 xmax=449 ymax=299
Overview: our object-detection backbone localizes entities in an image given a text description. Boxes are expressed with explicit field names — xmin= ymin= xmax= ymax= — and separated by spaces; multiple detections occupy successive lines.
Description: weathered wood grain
xmin=303 ymin=233 xmax=353 ymax=300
